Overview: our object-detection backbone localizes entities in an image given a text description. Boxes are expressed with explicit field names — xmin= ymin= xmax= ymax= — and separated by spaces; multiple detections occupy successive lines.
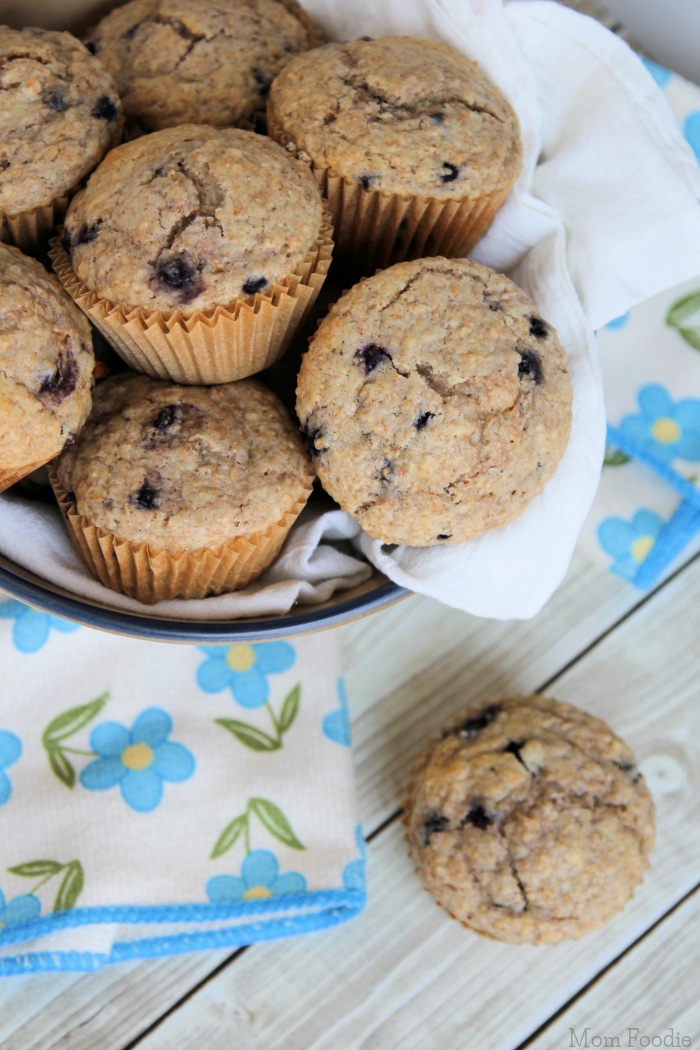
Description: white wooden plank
xmin=528 ymin=890 xmax=700 ymax=1050
xmin=128 ymin=554 xmax=700 ymax=1050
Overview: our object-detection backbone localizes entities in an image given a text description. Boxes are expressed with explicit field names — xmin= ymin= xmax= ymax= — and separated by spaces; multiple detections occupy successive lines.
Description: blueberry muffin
xmin=268 ymin=36 xmax=522 ymax=268
xmin=0 ymin=243 xmax=94 ymax=492
xmin=403 ymin=695 xmax=655 ymax=944
xmin=0 ymin=26 xmax=122 ymax=252
xmin=50 ymin=373 xmax=315 ymax=602
xmin=296 ymin=258 xmax=572 ymax=547
xmin=55 ymin=124 xmax=331 ymax=383
xmin=85 ymin=0 xmax=321 ymax=136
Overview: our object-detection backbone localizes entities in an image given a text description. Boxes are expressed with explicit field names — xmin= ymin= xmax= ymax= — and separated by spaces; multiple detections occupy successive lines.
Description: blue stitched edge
xmin=633 ymin=498 xmax=700 ymax=588
xmin=607 ymin=426 xmax=700 ymax=509
xmin=0 ymin=889 xmax=366 ymax=975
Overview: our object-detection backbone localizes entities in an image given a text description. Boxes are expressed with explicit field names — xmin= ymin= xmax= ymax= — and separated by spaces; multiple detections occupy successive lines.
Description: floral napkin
xmin=0 ymin=596 xmax=365 ymax=975
xmin=578 ymin=60 xmax=700 ymax=586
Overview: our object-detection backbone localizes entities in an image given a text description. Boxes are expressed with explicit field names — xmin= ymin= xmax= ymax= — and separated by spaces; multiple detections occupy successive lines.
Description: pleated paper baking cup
xmin=0 ymin=458 xmax=52 ymax=495
xmin=0 ymin=193 xmax=71 ymax=256
xmin=267 ymin=104 xmax=512 ymax=272
xmin=48 ymin=468 xmax=313 ymax=605
xmin=48 ymin=213 xmax=333 ymax=385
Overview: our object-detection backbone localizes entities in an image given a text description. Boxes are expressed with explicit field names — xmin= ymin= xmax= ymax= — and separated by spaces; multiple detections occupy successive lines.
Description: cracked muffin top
xmin=0 ymin=26 xmax=123 ymax=215
xmin=403 ymin=695 xmax=655 ymax=944
xmin=0 ymin=243 xmax=94 ymax=473
xmin=61 ymin=124 xmax=324 ymax=313
xmin=55 ymin=373 xmax=314 ymax=549
xmin=296 ymin=257 xmax=572 ymax=547
xmin=85 ymin=0 xmax=321 ymax=136
xmin=268 ymin=35 xmax=522 ymax=200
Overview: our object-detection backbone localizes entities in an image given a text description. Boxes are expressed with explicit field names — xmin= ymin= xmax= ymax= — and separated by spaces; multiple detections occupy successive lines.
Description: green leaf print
xmin=215 ymin=719 xmax=280 ymax=752
xmin=41 ymin=693 xmax=108 ymax=788
xmin=603 ymin=445 xmax=631 ymax=467
xmin=249 ymin=798 xmax=304 ymax=851
xmin=7 ymin=858 xmax=85 ymax=913
xmin=666 ymin=289 xmax=700 ymax=350
xmin=278 ymin=684 xmax=300 ymax=734
xmin=211 ymin=814 xmax=249 ymax=860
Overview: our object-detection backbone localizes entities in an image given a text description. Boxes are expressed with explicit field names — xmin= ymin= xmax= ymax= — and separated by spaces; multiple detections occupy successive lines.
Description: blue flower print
xmin=197 ymin=642 xmax=295 ymax=709
xmin=323 ymin=677 xmax=351 ymax=746
xmin=0 ymin=731 xmax=21 ymax=807
xmin=0 ymin=889 xmax=40 ymax=930
xmin=618 ymin=384 xmax=700 ymax=464
xmin=342 ymin=825 xmax=367 ymax=894
xmin=641 ymin=57 xmax=672 ymax=90
xmin=0 ymin=599 xmax=78 ymax=654
xmin=684 ymin=111 xmax=700 ymax=165
xmin=79 ymin=708 xmax=194 ymax=813
xmin=598 ymin=509 xmax=665 ymax=581
xmin=604 ymin=311 xmax=630 ymax=330
xmin=206 ymin=850 xmax=307 ymax=904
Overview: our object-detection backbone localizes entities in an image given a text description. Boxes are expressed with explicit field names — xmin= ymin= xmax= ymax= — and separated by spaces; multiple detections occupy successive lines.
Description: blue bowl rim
xmin=0 ymin=561 xmax=408 ymax=643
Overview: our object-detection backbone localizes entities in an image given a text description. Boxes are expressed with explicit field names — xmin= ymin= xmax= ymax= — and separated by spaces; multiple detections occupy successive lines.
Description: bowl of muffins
xmin=0 ymin=1 xmax=576 ymax=642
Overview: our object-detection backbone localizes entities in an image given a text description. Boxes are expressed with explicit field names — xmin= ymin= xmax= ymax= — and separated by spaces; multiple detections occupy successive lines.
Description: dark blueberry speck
xmin=517 ymin=349 xmax=543 ymax=386
xmin=528 ymin=315 xmax=548 ymax=339
xmin=355 ymin=343 xmax=391 ymax=374
xmin=156 ymin=255 xmax=196 ymax=289
xmin=614 ymin=760 xmax=641 ymax=783
xmin=422 ymin=813 xmax=448 ymax=846
xmin=43 ymin=90 xmax=68 ymax=114
xmin=131 ymin=484 xmax=160 ymax=510
xmin=92 ymin=96 xmax=118 ymax=122
xmin=429 ymin=112 xmax=445 ymax=124
xmin=459 ymin=705 xmax=502 ymax=739
xmin=302 ymin=423 xmax=325 ymax=457
xmin=359 ymin=35 xmax=374 ymax=41
xmin=153 ymin=405 xmax=182 ymax=431
xmin=85 ymin=40 xmax=99 ymax=54
xmin=465 ymin=805 xmax=494 ymax=830
xmin=359 ymin=173 xmax=375 ymax=191
xmin=378 ymin=458 xmax=393 ymax=484
xmin=440 ymin=162 xmax=459 ymax=183
xmin=414 ymin=411 xmax=435 ymax=431
xmin=71 ymin=222 xmax=101 ymax=249
xmin=123 ymin=24 xmax=140 ymax=40
xmin=437 ymin=533 xmax=452 ymax=540
xmin=39 ymin=344 xmax=78 ymax=403
xmin=242 ymin=276 xmax=268 ymax=296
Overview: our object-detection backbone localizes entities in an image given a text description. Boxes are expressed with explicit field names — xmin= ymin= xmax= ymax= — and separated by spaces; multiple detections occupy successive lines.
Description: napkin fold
xmin=3 ymin=0 xmax=700 ymax=622
xmin=0 ymin=600 xmax=365 ymax=974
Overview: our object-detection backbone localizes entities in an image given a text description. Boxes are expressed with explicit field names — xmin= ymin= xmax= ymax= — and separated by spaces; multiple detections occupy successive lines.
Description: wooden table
xmin=2 ymin=3 xmax=699 ymax=1048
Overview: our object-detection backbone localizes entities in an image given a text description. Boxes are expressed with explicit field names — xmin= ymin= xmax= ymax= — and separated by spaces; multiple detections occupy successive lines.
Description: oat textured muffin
xmin=85 ymin=0 xmax=321 ymax=136
xmin=296 ymin=258 xmax=572 ymax=547
xmin=0 ymin=27 xmax=122 ymax=251
xmin=268 ymin=36 xmax=522 ymax=267
xmin=51 ymin=373 xmax=315 ymax=602
xmin=0 ymin=243 xmax=94 ymax=491
xmin=403 ymin=695 xmax=655 ymax=945
xmin=55 ymin=124 xmax=331 ymax=383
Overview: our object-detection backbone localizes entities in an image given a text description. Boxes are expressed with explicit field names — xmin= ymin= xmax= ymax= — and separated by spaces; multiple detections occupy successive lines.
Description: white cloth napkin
xmin=0 ymin=598 xmax=364 ymax=973
xmin=3 ymin=0 xmax=700 ymax=620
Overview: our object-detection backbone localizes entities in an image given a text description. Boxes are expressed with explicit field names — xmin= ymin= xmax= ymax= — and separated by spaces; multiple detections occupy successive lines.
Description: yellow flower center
xmin=651 ymin=417 xmax=680 ymax=444
xmin=242 ymin=885 xmax=273 ymax=901
xmin=225 ymin=645 xmax=256 ymax=673
xmin=632 ymin=536 xmax=655 ymax=563
xmin=121 ymin=743 xmax=154 ymax=771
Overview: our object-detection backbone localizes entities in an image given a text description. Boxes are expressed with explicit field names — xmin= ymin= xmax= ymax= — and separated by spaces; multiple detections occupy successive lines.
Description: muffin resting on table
xmin=402 ymin=695 xmax=655 ymax=945
xmin=296 ymin=257 xmax=572 ymax=547
xmin=50 ymin=373 xmax=315 ymax=603
xmin=0 ymin=26 xmax=122 ymax=252
xmin=268 ymin=35 xmax=522 ymax=269
xmin=52 ymin=125 xmax=332 ymax=384
xmin=0 ymin=243 xmax=94 ymax=492
xmin=85 ymin=0 xmax=322 ymax=136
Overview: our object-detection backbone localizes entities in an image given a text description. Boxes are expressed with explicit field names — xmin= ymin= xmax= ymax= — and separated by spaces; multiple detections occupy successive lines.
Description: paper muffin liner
xmin=48 ymin=467 xmax=314 ymax=605
xmin=48 ymin=211 xmax=334 ymax=385
xmin=267 ymin=103 xmax=513 ymax=272
xmin=0 ymin=193 xmax=72 ymax=257
xmin=0 ymin=458 xmax=54 ymax=495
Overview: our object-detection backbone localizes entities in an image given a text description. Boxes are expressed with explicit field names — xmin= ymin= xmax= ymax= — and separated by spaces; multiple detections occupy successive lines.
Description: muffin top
xmin=61 ymin=124 xmax=324 ymax=313
xmin=268 ymin=36 xmax=522 ymax=200
xmin=403 ymin=695 xmax=655 ymax=944
xmin=296 ymin=258 xmax=572 ymax=547
xmin=0 ymin=27 xmax=123 ymax=215
xmin=85 ymin=0 xmax=320 ymax=136
xmin=0 ymin=243 xmax=94 ymax=471
xmin=56 ymin=373 xmax=314 ymax=549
